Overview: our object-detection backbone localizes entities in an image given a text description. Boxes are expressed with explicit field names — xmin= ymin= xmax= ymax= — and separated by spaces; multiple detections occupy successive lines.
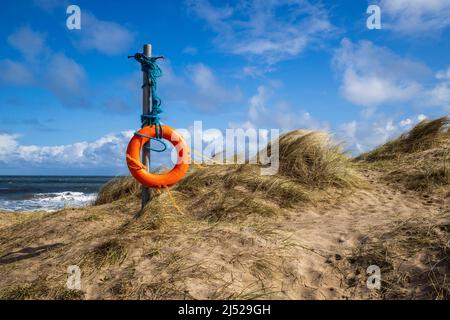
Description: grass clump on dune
xmin=357 ymin=117 xmax=450 ymax=193
xmin=346 ymin=217 xmax=450 ymax=299
xmin=95 ymin=176 xmax=140 ymax=205
xmin=394 ymin=164 xmax=450 ymax=192
xmin=191 ymin=188 xmax=278 ymax=222
xmin=83 ymin=238 xmax=128 ymax=269
xmin=174 ymin=129 xmax=362 ymax=219
xmin=358 ymin=117 xmax=450 ymax=162
xmin=274 ymin=130 xmax=361 ymax=188
xmin=177 ymin=164 xmax=312 ymax=208
xmin=124 ymin=189 xmax=186 ymax=231
xmin=90 ymin=128 xmax=362 ymax=223
xmin=0 ymin=278 xmax=85 ymax=300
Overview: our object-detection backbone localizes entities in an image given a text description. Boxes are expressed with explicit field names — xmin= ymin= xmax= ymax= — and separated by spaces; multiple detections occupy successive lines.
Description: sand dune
xmin=0 ymin=117 xmax=448 ymax=300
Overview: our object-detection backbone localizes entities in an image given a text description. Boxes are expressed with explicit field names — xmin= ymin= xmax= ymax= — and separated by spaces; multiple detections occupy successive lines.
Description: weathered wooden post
xmin=141 ymin=44 xmax=152 ymax=211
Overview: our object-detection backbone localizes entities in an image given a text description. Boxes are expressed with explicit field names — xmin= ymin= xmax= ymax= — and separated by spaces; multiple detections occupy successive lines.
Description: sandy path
xmin=275 ymin=170 xmax=443 ymax=299
xmin=0 ymin=171 xmax=445 ymax=300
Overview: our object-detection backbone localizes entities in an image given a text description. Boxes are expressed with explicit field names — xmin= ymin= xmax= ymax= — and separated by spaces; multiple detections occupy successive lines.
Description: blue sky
xmin=0 ymin=0 xmax=449 ymax=175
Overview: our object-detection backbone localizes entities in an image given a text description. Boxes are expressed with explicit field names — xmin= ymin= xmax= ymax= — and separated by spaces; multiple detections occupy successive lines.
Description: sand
xmin=0 ymin=168 xmax=447 ymax=300
xmin=0 ymin=119 xmax=448 ymax=300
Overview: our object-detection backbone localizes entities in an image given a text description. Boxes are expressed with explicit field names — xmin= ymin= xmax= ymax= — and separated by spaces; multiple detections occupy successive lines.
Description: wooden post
xmin=141 ymin=44 xmax=152 ymax=211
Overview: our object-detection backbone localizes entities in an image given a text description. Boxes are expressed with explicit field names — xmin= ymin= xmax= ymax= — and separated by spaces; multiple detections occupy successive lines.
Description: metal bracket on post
xmin=140 ymin=44 xmax=152 ymax=213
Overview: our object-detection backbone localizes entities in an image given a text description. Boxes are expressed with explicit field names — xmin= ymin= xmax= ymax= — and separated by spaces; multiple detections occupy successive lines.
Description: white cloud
xmin=0 ymin=59 xmax=33 ymax=85
xmin=76 ymin=12 xmax=135 ymax=56
xmin=232 ymin=84 xmax=327 ymax=132
xmin=378 ymin=0 xmax=450 ymax=33
xmin=159 ymin=61 xmax=242 ymax=112
xmin=333 ymin=38 xmax=430 ymax=108
xmin=187 ymin=0 xmax=335 ymax=64
xmin=45 ymin=53 xmax=89 ymax=107
xmin=227 ymin=84 xmax=327 ymax=162
xmin=426 ymin=82 xmax=450 ymax=110
xmin=422 ymin=67 xmax=450 ymax=110
xmin=338 ymin=114 xmax=430 ymax=153
xmin=436 ymin=67 xmax=450 ymax=80
xmin=418 ymin=114 xmax=428 ymax=121
xmin=399 ymin=118 xmax=412 ymax=127
xmin=3 ymin=27 xmax=90 ymax=108
xmin=183 ymin=46 xmax=198 ymax=55
xmin=341 ymin=69 xmax=422 ymax=108
xmin=0 ymin=131 xmax=134 ymax=167
xmin=32 ymin=5 xmax=135 ymax=55
xmin=33 ymin=0 xmax=66 ymax=12
xmin=0 ymin=134 xmax=19 ymax=159
xmin=248 ymin=86 xmax=270 ymax=124
xmin=104 ymin=61 xmax=241 ymax=114
xmin=188 ymin=63 xmax=234 ymax=108
xmin=7 ymin=27 xmax=48 ymax=57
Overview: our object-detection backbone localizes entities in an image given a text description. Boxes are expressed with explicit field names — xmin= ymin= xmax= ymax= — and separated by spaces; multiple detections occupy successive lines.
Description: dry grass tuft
xmin=121 ymin=189 xmax=186 ymax=232
xmin=176 ymin=130 xmax=361 ymax=215
xmin=358 ymin=117 xmax=450 ymax=162
xmin=346 ymin=217 xmax=450 ymax=299
xmin=0 ymin=211 xmax=46 ymax=230
xmin=0 ymin=278 xmax=85 ymax=300
xmin=191 ymin=188 xmax=278 ymax=222
xmin=265 ymin=130 xmax=362 ymax=189
xmin=390 ymin=162 xmax=450 ymax=192
xmin=91 ymin=128 xmax=361 ymax=227
xmin=356 ymin=117 xmax=450 ymax=193
xmin=178 ymin=165 xmax=313 ymax=206
xmin=85 ymin=239 xmax=128 ymax=268
xmin=95 ymin=176 xmax=140 ymax=205
xmin=2 ymin=119 xmax=450 ymax=300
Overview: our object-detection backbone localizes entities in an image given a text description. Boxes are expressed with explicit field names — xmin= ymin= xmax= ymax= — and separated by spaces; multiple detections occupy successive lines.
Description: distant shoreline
xmin=0 ymin=176 xmax=114 ymax=212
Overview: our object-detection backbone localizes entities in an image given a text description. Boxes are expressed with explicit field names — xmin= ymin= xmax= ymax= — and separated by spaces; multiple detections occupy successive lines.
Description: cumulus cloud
xmin=0 ymin=133 xmax=19 ymax=159
xmin=45 ymin=53 xmax=89 ymax=107
xmin=0 ymin=59 xmax=33 ymax=85
xmin=33 ymin=0 xmax=67 ymax=12
xmin=187 ymin=0 xmax=335 ymax=64
xmin=0 ymin=131 xmax=133 ymax=167
xmin=337 ymin=114 xmax=429 ymax=154
xmin=332 ymin=38 xmax=431 ymax=108
xmin=231 ymin=84 xmax=327 ymax=132
xmin=378 ymin=0 xmax=450 ymax=33
xmin=187 ymin=63 xmax=241 ymax=111
xmin=436 ymin=67 xmax=450 ymax=80
xmin=159 ymin=61 xmax=242 ymax=112
xmin=32 ymin=5 xmax=135 ymax=55
xmin=426 ymin=82 xmax=450 ymax=110
xmin=419 ymin=67 xmax=450 ymax=110
xmin=3 ymin=27 xmax=90 ymax=108
xmin=7 ymin=27 xmax=48 ymax=57
xmin=75 ymin=12 xmax=135 ymax=56
xmin=96 ymin=61 xmax=242 ymax=114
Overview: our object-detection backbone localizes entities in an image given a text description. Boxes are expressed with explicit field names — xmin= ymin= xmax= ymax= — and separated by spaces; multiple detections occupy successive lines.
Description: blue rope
xmin=128 ymin=53 xmax=166 ymax=152
xmin=134 ymin=131 xmax=167 ymax=152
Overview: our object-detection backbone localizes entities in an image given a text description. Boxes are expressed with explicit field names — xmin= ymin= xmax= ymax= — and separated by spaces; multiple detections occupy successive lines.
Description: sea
xmin=0 ymin=176 xmax=115 ymax=212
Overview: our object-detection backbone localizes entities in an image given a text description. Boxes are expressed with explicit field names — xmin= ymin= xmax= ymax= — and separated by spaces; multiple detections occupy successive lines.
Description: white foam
xmin=0 ymin=191 xmax=97 ymax=212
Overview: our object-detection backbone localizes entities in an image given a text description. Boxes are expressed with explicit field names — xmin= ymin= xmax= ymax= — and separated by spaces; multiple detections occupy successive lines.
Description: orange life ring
xmin=126 ymin=125 xmax=190 ymax=188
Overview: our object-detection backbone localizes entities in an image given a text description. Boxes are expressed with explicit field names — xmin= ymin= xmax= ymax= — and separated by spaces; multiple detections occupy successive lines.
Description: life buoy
xmin=126 ymin=125 xmax=190 ymax=188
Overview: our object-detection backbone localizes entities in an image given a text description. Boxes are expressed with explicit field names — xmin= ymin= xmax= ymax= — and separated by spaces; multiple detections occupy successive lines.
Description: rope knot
xmin=129 ymin=51 xmax=166 ymax=152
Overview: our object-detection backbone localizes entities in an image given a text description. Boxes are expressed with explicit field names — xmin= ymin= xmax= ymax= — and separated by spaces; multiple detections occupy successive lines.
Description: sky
xmin=0 ymin=0 xmax=449 ymax=175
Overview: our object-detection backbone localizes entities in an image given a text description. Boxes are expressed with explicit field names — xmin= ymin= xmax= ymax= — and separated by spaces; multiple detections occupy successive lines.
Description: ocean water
xmin=0 ymin=176 xmax=114 ymax=212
